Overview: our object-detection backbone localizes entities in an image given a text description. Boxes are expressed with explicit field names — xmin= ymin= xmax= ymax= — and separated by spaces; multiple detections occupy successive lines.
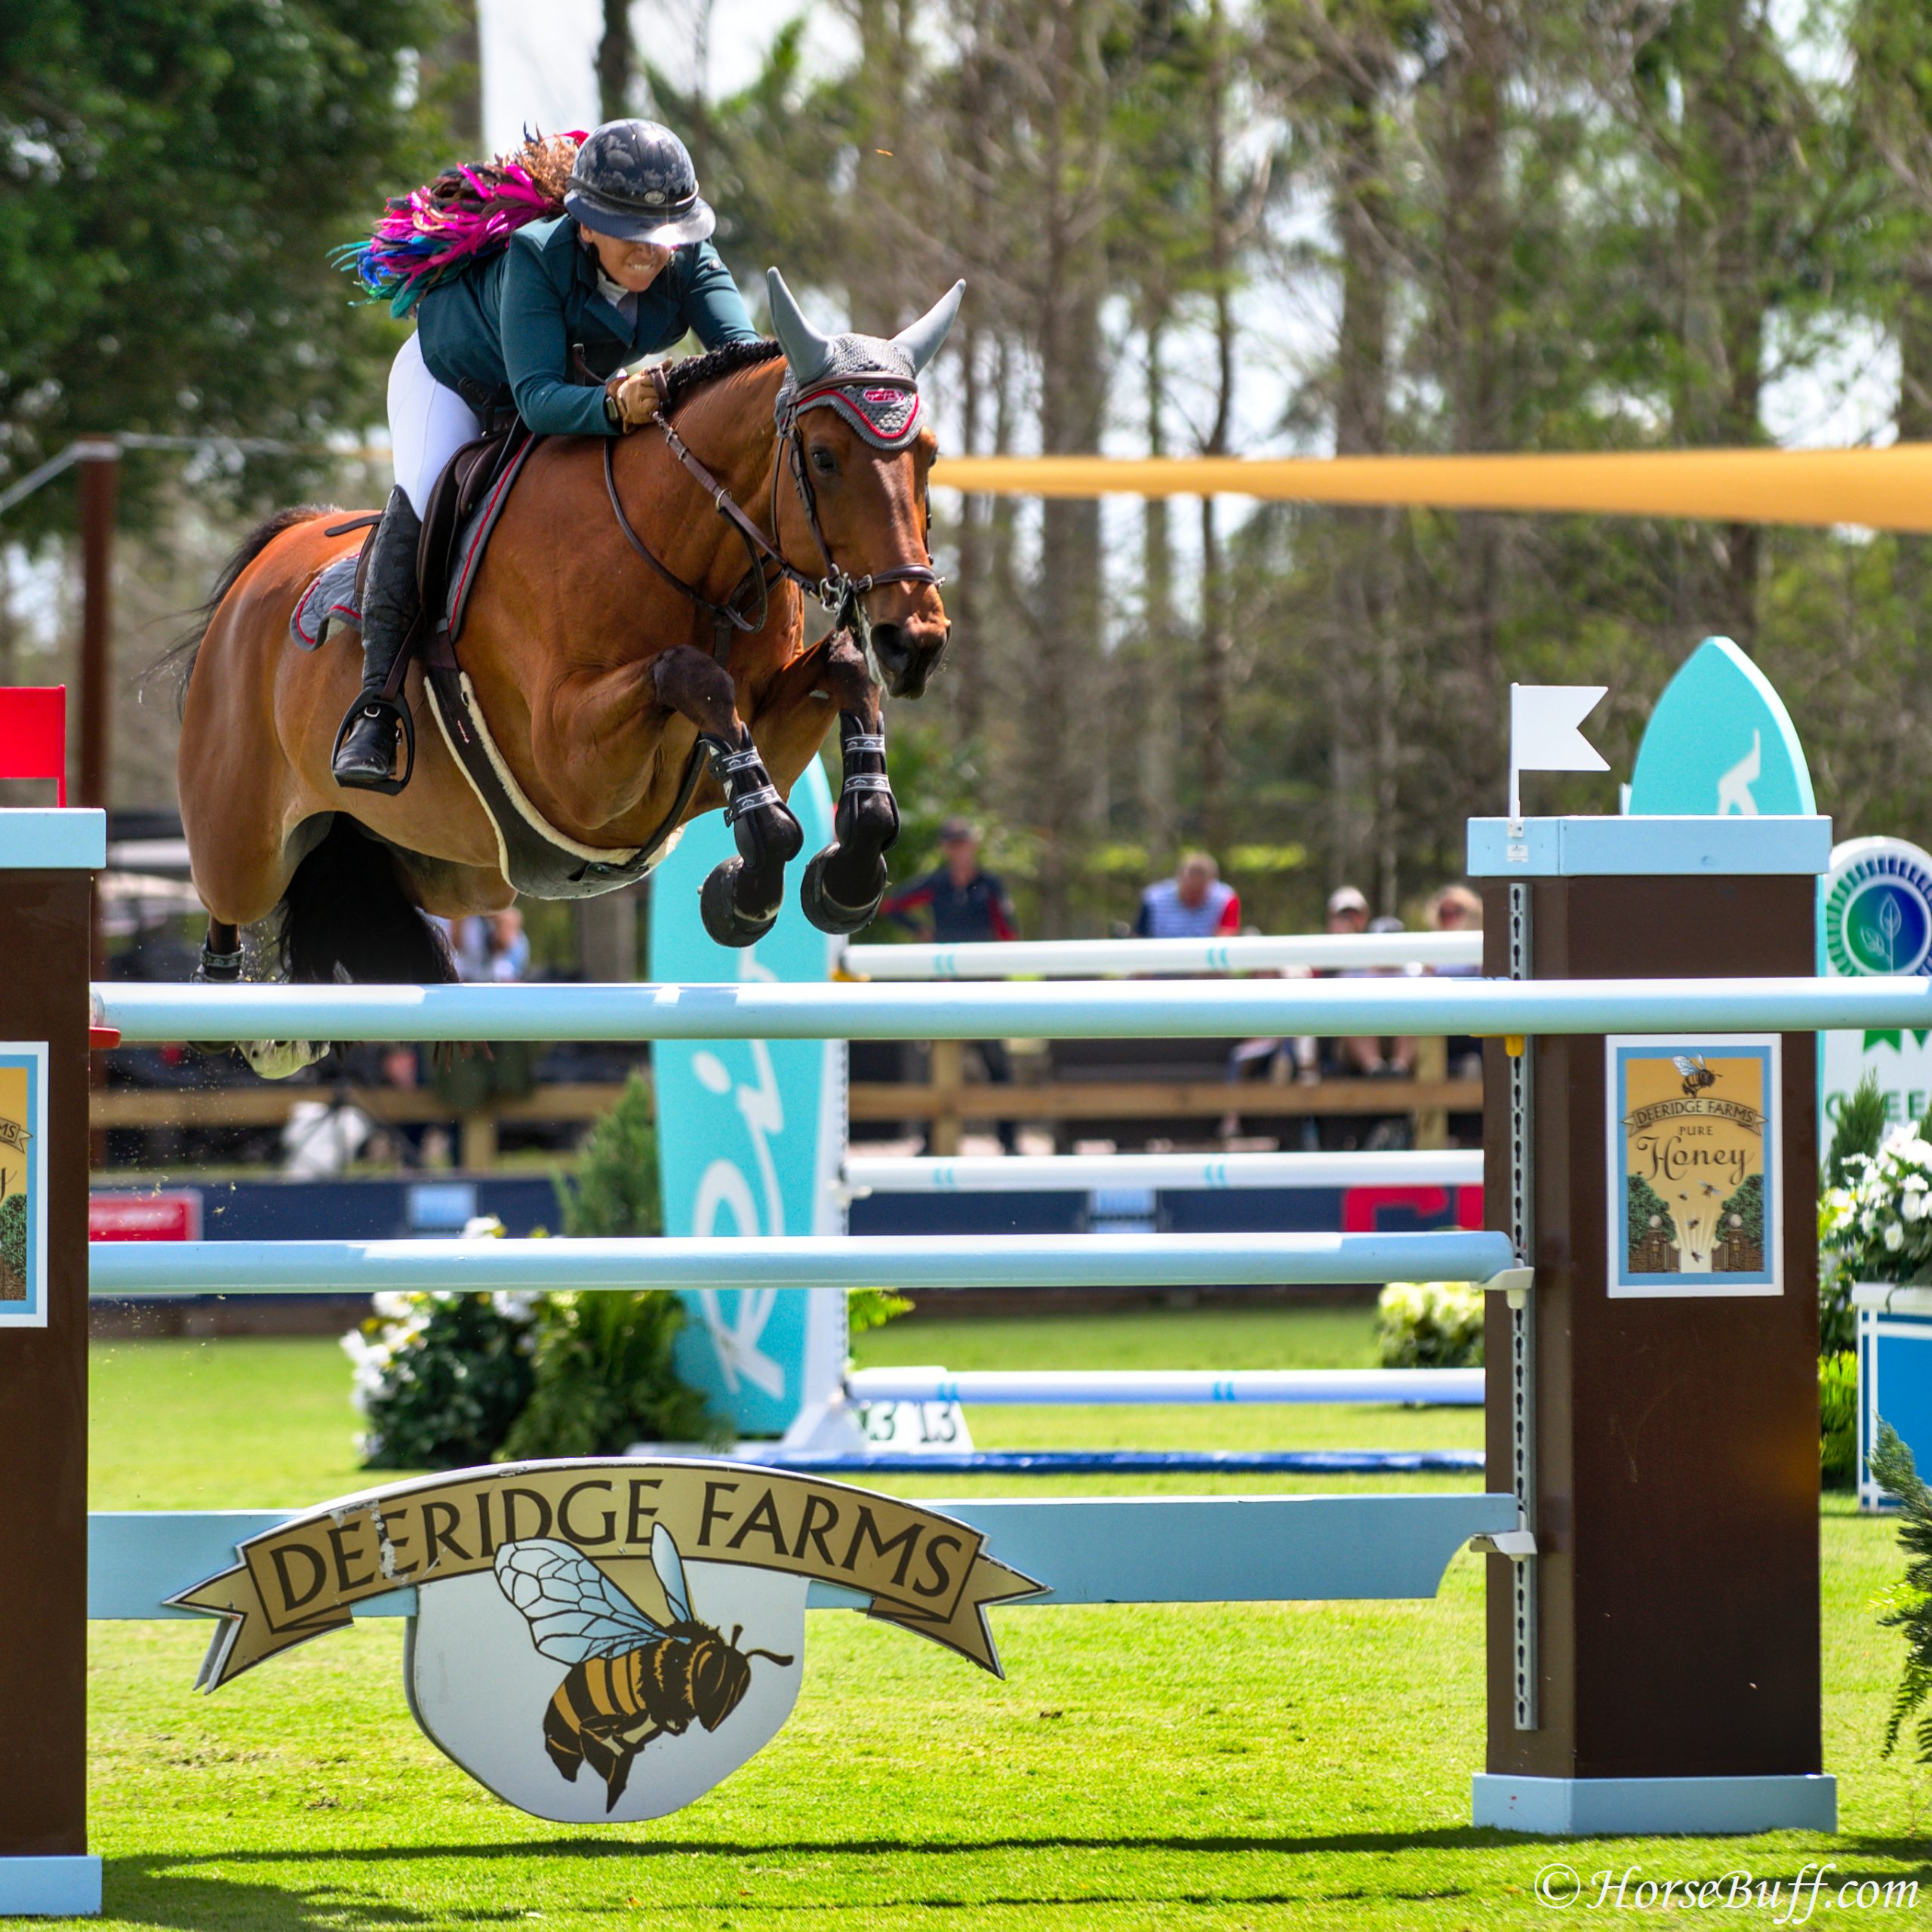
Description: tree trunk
xmin=1432 ymin=0 xmax=1510 ymax=900
xmin=421 ymin=0 xmax=482 ymax=152
xmin=598 ymin=0 xmax=634 ymax=122
xmin=1140 ymin=313 xmax=1178 ymax=862
xmin=1196 ymin=0 xmax=1235 ymax=858
xmin=1326 ymin=30 xmax=1395 ymax=901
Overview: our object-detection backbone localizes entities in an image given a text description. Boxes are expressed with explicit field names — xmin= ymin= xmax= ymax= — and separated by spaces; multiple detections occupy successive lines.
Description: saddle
xmin=290 ymin=423 xmax=694 ymax=901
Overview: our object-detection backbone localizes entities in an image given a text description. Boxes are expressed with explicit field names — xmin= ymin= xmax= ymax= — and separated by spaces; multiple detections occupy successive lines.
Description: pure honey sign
xmin=1606 ymin=1035 xmax=1781 ymax=1298
xmin=0 ymin=1045 xmax=48 ymax=1327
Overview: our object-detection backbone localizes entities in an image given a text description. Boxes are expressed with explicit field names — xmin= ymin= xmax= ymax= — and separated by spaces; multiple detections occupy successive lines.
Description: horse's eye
xmin=811 ymin=448 xmax=836 ymax=476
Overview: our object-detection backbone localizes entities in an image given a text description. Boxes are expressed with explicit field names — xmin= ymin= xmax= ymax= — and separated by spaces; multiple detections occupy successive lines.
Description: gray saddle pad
xmin=288 ymin=550 xmax=362 ymax=651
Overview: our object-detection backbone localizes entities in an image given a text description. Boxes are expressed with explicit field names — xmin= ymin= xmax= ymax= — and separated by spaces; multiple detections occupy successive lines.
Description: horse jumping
xmin=171 ymin=271 xmax=959 ymax=1070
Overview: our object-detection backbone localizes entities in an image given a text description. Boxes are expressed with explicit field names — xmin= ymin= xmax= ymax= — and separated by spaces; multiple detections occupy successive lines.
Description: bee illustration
xmin=1671 ymin=1054 xmax=1717 ymax=1099
xmin=495 ymin=1525 xmax=794 ymax=1811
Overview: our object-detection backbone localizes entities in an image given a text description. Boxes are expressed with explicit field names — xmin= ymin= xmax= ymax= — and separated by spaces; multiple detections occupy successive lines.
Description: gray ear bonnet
xmin=767 ymin=270 xmax=964 ymax=452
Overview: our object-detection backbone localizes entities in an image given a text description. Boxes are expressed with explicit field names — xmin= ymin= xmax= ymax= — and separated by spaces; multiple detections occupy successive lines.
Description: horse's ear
xmin=765 ymin=268 xmax=836 ymax=386
xmin=893 ymin=281 xmax=964 ymax=374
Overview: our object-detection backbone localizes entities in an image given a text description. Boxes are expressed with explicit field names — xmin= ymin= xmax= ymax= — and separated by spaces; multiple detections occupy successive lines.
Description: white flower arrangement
xmin=1820 ymin=1124 xmax=1932 ymax=1285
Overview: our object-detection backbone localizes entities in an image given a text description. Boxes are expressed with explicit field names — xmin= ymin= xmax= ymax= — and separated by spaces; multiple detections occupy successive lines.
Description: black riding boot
xmin=331 ymin=486 xmax=423 ymax=793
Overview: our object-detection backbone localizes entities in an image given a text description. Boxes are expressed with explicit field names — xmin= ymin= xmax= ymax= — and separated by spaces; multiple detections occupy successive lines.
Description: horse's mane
xmin=659 ymin=337 xmax=786 ymax=413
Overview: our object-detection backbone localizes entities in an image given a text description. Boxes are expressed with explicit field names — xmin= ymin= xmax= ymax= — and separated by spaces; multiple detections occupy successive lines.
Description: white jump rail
xmin=844 ymin=1367 xmax=1484 ymax=1406
xmin=842 ymin=931 xmax=1484 ymax=979
xmin=94 ymin=972 xmax=1932 ymax=1042
xmin=88 ymin=1228 xmax=1520 ymax=1295
xmin=843 ymin=1149 xmax=1484 ymax=1193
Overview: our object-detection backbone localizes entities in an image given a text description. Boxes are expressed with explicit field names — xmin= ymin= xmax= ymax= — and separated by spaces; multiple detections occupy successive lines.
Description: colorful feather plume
xmin=335 ymin=130 xmax=587 ymax=317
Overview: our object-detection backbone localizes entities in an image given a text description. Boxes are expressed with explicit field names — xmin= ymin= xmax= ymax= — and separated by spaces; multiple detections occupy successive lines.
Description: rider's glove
xmin=605 ymin=371 xmax=660 ymax=432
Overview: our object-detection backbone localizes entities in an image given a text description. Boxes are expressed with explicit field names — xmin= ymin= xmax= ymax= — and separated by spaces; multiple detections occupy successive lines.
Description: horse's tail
xmin=153 ymin=503 xmax=340 ymax=715
xmin=272 ymin=817 xmax=458 ymax=987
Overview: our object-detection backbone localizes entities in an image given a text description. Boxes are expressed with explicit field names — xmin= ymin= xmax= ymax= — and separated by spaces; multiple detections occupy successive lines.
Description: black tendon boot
xmin=695 ymin=731 xmax=804 ymax=946
xmin=331 ymin=486 xmax=424 ymax=793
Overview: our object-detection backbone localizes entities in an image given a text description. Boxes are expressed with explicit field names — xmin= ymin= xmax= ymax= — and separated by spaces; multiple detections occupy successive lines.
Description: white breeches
xmin=389 ymin=332 xmax=483 ymax=518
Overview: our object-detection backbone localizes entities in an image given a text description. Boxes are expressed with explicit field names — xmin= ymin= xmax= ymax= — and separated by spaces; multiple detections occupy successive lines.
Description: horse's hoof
xmin=799 ymin=848 xmax=884 ymax=936
xmin=700 ymin=860 xmax=779 ymax=949
xmin=239 ymin=1038 xmax=328 ymax=1080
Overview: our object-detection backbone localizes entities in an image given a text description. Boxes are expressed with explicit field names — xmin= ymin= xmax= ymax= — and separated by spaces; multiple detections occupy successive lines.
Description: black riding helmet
xmin=565 ymin=119 xmax=715 ymax=247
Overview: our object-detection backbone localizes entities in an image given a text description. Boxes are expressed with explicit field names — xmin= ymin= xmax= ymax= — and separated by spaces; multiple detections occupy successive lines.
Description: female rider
xmin=333 ymin=118 xmax=760 ymax=792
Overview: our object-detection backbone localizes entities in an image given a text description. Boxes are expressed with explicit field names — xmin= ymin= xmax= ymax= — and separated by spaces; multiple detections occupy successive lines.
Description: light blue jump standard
xmin=0 ymin=808 xmax=103 ymax=1921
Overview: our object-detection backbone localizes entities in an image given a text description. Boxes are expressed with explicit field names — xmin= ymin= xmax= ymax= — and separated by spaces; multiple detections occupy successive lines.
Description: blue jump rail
xmin=88 ymin=1229 xmax=1519 ymax=1295
xmin=88 ymin=1492 xmax=1517 ymax=1618
xmin=95 ymin=973 xmax=1932 ymax=1044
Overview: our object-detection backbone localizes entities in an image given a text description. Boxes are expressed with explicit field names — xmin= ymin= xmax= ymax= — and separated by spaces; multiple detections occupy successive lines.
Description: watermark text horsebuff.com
xmin=1536 ymin=1865 xmax=1920 ymax=1919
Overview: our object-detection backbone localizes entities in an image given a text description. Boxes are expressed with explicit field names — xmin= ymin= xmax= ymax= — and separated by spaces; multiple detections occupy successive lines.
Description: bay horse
xmin=171 ymin=272 xmax=957 ymax=1072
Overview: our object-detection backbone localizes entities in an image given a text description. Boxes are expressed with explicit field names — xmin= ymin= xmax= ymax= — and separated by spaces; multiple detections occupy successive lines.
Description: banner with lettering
xmin=169 ymin=1461 xmax=1042 ymax=1824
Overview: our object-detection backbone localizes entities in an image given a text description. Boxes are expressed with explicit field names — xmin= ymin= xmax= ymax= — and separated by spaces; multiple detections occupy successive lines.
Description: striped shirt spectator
xmin=1135 ymin=853 xmax=1239 ymax=940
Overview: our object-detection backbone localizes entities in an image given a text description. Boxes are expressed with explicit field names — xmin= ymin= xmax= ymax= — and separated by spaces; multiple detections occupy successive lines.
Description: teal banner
xmin=648 ymin=761 xmax=847 ymax=1437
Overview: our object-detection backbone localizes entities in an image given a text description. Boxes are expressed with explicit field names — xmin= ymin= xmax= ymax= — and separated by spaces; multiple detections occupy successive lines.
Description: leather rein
xmin=601 ymin=364 xmax=942 ymax=668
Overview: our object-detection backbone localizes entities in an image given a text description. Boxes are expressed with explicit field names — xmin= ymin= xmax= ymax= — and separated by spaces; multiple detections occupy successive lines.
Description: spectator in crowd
xmin=1318 ymin=887 xmax=1408 ymax=1079
xmin=1429 ymin=883 xmax=1484 ymax=1143
xmin=1427 ymin=883 xmax=1482 ymax=978
xmin=1137 ymin=851 xmax=1240 ymax=939
xmin=449 ymin=908 xmax=531 ymax=983
xmin=878 ymin=818 xmax=1018 ymax=1149
xmin=879 ymin=817 xmax=1018 ymax=944
xmin=485 ymin=909 xmax=531 ymax=981
xmin=1325 ymin=883 xmax=1369 ymax=936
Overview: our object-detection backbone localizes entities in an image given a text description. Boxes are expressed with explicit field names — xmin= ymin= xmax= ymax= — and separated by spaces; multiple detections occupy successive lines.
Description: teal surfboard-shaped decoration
xmin=648 ymin=759 xmax=848 ymax=1440
xmin=1627 ymin=636 xmax=1815 ymax=817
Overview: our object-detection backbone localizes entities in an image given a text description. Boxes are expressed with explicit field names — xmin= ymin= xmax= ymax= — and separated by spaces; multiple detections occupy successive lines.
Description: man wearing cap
xmin=1325 ymin=884 xmax=1369 ymax=933
xmin=878 ymin=821 xmax=1019 ymax=1148
xmin=879 ymin=820 xmax=1018 ymax=946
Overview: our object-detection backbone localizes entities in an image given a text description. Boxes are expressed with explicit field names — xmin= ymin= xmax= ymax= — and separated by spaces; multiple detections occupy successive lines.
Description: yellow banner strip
xmin=933 ymin=445 xmax=1932 ymax=531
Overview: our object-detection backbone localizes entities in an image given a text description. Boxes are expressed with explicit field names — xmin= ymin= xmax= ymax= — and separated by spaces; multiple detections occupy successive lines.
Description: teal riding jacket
xmin=414 ymin=215 xmax=758 ymax=439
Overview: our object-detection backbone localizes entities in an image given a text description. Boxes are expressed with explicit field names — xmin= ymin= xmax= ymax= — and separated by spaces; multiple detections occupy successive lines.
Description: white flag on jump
xmin=1509 ymin=683 xmax=1608 ymax=821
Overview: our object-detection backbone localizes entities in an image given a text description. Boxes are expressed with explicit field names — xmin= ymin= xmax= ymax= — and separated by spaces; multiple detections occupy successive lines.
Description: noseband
xmin=601 ymin=366 xmax=942 ymax=672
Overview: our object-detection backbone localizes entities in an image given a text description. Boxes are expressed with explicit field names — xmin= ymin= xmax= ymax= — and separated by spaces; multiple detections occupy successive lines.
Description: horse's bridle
xmin=601 ymin=366 xmax=942 ymax=673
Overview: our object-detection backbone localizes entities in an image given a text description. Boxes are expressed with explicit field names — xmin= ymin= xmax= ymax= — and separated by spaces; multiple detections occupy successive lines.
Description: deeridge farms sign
xmin=172 ymin=1460 xmax=1041 ymax=1823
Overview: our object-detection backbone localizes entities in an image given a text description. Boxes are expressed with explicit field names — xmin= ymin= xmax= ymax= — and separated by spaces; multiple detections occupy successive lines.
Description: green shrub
xmin=344 ymin=1290 xmax=537 ymax=1469
xmin=1827 ymin=1072 xmax=1888 ymax=1189
xmin=504 ymin=1288 xmax=721 ymax=1457
xmin=1820 ymin=1072 xmax=1889 ymax=1353
xmin=1376 ymin=1280 xmax=1485 ymax=1370
xmin=555 ymin=1070 xmax=662 ymax=1238
xmin=848 ymin=1287 xmax=912 ymax=1336
xmin=1869 ymin=1421 xmax=1932 ymax=1766
xmin=1820 ymin=1351 xmax=1858 ymax=1488
xmin=506 ymin=1068 xmax=724 ymax=1454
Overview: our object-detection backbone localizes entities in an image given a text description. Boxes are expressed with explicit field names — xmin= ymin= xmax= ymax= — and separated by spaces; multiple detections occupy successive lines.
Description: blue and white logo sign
xmin=1825 ymin=841 xmax=1932 ymax=978
xmin=649 ymin=761 xmax=847 ymax=1438
xmin=1821 ymin=836 xmax=1932 ymax=1132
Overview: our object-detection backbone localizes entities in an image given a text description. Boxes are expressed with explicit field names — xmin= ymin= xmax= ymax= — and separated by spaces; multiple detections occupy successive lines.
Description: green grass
xmin=66 ymin=1309 xmax=1932 ymax=1929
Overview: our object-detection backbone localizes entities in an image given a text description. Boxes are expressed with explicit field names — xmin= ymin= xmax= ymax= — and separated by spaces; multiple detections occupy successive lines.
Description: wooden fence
xmin=92 ymin=1037 xmax=1478 ymax=1168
